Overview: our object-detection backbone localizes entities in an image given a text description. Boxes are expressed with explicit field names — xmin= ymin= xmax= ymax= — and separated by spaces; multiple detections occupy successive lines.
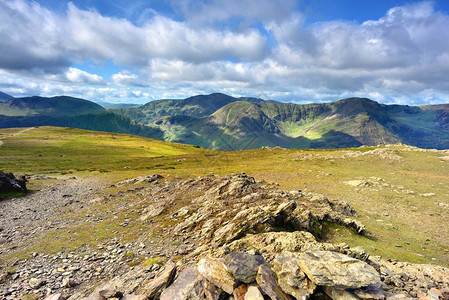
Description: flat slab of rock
xmin=298 ymin=251 xmax=380 ymax=289
xmin=224 ymin=252 xmax=267 ymax=283
xmin=198 ymin=257 xmax=235 ymax=294
xmin=160 ymin=266 xmax=203 ymax=300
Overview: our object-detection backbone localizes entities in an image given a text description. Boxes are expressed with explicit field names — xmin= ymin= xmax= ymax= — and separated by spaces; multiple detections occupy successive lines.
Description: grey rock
xmin=272 ymin=251 xmax=316 ymax=300
xmin=225 ymin=252 xmax=267 ymax=283
xmin=44 ymin=294 xmax=66 ymax=300
xmin=323 ymin=286 xmax=359 ymax=300
xmin=298 ymin=251 xmax=381 ymax=289
xmin=144 ymin=260 xmax=176 ymax=299
xmin=160 ymin=266 xmax=204 ymax=300
xmin=121 ymin=295 xmax=149 ymax=300
xmin=256 ymin=264 xmax=291 ymax=300
xmin=354 ymin=285 xmax=385 ymax=299
xmin=29 ymin=278 xmax=46 ymax=289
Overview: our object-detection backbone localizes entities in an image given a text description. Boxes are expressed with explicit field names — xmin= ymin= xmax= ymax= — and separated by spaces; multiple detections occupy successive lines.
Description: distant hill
xmin=95 ymin=101 xmax=141 ymax=109
xmin=113 ymin=94 xmax=449 ymax=150
xmin=0 ymin=95 xmax=163 ymax=139
xmin=0 ymin=91 xmax=14 ymax=102
xmin=1 ymin=92 xmax=448 ymax=150
xmin=111 ymin=93 xmax=270 ymax=125
xmin=0 ymin=96 xmax=105 ymax=117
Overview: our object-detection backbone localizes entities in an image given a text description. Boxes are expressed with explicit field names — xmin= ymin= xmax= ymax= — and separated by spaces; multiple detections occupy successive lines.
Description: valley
xmin=1 ymin=93 xmax=448 ymax=151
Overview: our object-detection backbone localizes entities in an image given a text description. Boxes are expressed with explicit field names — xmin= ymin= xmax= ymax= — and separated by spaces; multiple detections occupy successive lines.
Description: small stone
xmin=244 ymin=285 xmax=264 ymax=300
xmin=29 ymin=278 xmax=46 ymax=289
xmin=43 ymin=294 xmax=66 ymax=300
xmin=233 ymin=284 xmax=248 ymax=300
xmin=62 ymin=277 xmax=77 ymax=288
xmin=99 ymin=289 xmax=123 ymax=298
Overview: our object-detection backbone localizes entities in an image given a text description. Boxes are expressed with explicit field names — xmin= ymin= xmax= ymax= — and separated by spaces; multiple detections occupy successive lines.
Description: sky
xmin=1 ymin=0 xmax=449 ymax=105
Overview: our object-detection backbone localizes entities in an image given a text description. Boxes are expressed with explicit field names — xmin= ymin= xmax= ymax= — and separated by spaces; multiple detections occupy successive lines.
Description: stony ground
xmin=0 ymin=173 xmax=448 ymax=300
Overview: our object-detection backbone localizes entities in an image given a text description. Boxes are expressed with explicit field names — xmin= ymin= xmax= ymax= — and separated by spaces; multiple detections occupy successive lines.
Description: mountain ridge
xmin=114 ymin=94 xmax=448 ymax=150
xmin=0 ymin=91 xmax=448 ymax=150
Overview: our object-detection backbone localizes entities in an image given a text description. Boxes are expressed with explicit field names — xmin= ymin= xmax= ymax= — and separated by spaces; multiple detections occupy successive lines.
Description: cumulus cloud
xmin=0 ymin=0 xmax=267 ymax=71
xmin=111 ymin=70 xmax=148 ymax=87
xmin=1 ymin=0 xmax=449 ymax=105
xmin=64 ymin=68 xmax=106 ymax=85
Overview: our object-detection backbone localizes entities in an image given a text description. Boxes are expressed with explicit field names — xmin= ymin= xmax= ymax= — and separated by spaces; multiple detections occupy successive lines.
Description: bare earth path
xmin=0 ymin=176 xmax=105 ymax=254
xmin=0 ymin=127 xmax=36 ymax=146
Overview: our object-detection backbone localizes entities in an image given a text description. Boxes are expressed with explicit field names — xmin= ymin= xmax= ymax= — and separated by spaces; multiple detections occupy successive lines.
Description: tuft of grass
xmin=142 ymin=257 xmax=166 ymax=268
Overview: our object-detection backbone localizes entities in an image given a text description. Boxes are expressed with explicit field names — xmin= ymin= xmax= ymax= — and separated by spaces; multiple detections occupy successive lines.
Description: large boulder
xmin=297 ymin=251 xmax=380 ymax=289
xmin=224 ymin=252 xmax=267 ymax=283
xmin=272 ymin=251 xmax=316 ymax=300
xmin=0 ymin=170 xmax=27 ymax=193
xmin=197 ymin=257 xmax=235 ymax=294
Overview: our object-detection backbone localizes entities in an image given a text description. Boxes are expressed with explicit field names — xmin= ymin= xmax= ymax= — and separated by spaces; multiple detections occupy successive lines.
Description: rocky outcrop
xmin=2 ymin=173 xmax=449 ymax=300
xmin=0 ymin=170 xmax=27 ymax=194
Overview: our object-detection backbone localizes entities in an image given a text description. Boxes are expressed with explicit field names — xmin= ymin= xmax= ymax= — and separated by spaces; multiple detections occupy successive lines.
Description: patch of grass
xmin=21 ymin=294 xmax=39 ymax=300
xmin=142 ymin=256 xmax=166 ymax=267
xmin=0 ymin=191 xmax=27 ymax=200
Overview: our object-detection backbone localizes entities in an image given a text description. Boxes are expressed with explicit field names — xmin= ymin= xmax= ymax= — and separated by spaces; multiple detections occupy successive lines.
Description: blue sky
xmin=1 ymin=0 xmax=449 ymax=105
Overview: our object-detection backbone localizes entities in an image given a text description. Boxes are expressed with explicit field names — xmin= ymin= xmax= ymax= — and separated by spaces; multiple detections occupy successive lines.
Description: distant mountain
xmin=0 ymin=96 xmax=105 ymax=117
xmin=0 ymin=91 xmax=14 ymax=102
xmin=113 ymin=94 xmax=449 ymax=150
xmin=0 ymin=96 xmax=163 ymax=139
xmin=95 ymin=101 xmax=141 ymax=109
xmin=111 ymin=93 xmax=271 ymax=125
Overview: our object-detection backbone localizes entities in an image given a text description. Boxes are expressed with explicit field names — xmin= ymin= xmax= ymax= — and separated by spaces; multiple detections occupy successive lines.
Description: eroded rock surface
xmin=1 ymin=173 xmax=448 ymax=300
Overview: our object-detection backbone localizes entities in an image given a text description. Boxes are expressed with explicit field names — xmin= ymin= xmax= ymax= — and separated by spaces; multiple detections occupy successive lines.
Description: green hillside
xmin=121 ymin=94 xmax=448 ymax=150
xmin=0 ymin=96 xmax=164 ymax=139
xmin=0 ymin=96 xmax=105 ymax=117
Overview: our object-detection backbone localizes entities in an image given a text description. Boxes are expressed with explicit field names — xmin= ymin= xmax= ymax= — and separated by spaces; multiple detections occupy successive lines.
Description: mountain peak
xmin=0 ymin=91 xmax=14 ymax=102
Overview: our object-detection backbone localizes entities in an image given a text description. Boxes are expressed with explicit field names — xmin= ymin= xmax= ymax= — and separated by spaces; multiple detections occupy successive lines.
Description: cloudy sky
xmin=1 ymin=0 xmax=449 ymax=105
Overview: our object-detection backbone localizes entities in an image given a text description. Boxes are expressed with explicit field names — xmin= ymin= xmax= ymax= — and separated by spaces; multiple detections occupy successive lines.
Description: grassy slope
xmin=0 ymin=126 xmax=448 ymax=267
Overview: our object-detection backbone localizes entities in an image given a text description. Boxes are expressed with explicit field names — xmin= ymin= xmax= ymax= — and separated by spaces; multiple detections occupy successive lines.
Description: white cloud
xmin=1 ymin=1 xmax=449 ymax=105
xmin=64 ymin=68 xmax=106 ymax=85
xmin=111 ymin=70 xmax=148 ymax=87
